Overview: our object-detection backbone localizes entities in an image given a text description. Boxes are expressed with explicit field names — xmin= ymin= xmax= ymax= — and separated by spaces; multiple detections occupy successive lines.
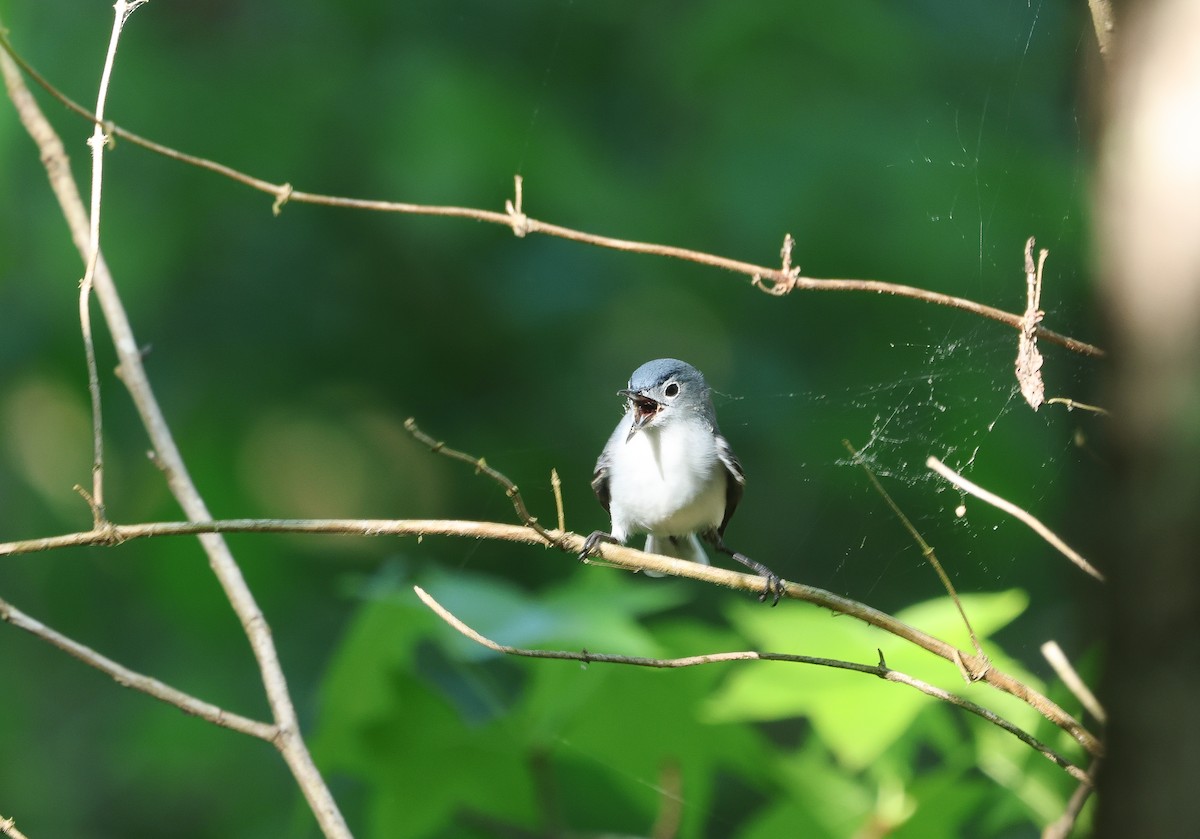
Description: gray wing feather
xmin=591 ymin=450 xmax=612 ymax=514
xmin=715 ymin=433 xmax=744 ymax=535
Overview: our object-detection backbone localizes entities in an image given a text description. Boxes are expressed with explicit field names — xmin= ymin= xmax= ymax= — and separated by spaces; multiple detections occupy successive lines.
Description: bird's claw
xmin=757 ymin=572 xmax=785 ymax=607
xmin=580 ymin=530 xmax=618 ymax=561
xmin=729 ymin=549 xmax=785 ymax=607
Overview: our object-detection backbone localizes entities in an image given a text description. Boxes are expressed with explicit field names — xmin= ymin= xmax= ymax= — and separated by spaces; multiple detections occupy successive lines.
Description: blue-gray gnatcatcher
xmin=581 ymin=358 xmax=784 ymax=605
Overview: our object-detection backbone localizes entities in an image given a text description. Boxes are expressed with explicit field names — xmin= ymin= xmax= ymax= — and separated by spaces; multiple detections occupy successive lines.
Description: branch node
xmin=72 ymin=483 xmax=108 ymax=528
xmin=954 ymin=650 xmax=991 ymax=684
xmin=750 ymin=234 xmax=801 ymax=296
xmin=272 ymin=182 xmax=293 ymax=216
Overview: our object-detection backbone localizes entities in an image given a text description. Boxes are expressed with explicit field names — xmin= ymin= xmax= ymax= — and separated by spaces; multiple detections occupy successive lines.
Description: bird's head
xmin=619 ymin=358 xmax=709 ymax=441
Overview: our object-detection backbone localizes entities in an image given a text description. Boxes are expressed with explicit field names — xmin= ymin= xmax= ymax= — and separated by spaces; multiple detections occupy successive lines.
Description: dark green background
xmin=0 ymin=2 xmax=1105 ymax=837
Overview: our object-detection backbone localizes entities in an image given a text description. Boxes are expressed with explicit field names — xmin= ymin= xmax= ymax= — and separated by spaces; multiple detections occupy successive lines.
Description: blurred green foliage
xmin=0 ymin=1 xmax=1105 ymax=837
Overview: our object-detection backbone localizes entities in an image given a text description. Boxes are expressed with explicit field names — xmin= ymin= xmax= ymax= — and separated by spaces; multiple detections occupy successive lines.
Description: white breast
xmin=606 ymin=420 xmax=727 ymax=542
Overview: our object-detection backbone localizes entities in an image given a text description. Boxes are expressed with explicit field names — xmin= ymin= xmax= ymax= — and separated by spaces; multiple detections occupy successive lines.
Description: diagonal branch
xmin=1042 ymin=640 xmax=1106 ymax=724
xmin=927 ymin=456 xmax=1104 ymax=582
xmin=0 ymin=813 xmax=31 ymax=839
xmin=0 ymin=594 xmax=276 ymax=741
xmin=1042 ymin=759 xmax=1100 ymax=838
xmin=1 ymin=42 xmax=349 ymax=839
xmin=414 ymin=586 xmax=1090 ymax=783
xmin=0 ymin=34 xmax=1104 ymax=360
xmin=844 ymin=440 xmax=985 ymax=664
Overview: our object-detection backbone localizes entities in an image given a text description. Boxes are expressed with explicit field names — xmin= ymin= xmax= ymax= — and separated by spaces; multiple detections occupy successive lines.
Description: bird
xmin=581 ymin=358 xmax=784 ymax=605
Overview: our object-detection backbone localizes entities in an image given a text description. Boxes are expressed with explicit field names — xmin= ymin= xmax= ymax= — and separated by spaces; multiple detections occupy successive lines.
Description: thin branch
xmin=1042 ymin=641 xmax=1106 ymax=724
xmin=0 ymin=813 xmax=31 ymax=839
xmin=0 ymin=594 xmax=277 ymax=741
xmin=414 ymin=586 xmax=1090 ymax=783
xmin=0 ymin=518 xmax=549 ymax=557
xmin=1042 ymin=759 xmax=1100 ymax=839
xmin=0 ymin=45 xmax=350 ymax=839
xmin=926 ymin=456 xmax=1105 ymax=582
xmin=0 ymin=35 xmax=1105 ymax=360
xmin=1045 ymin=397 xmax=1110 ymax=416
xmin=844 ymin=440 xmax=985 ymax=663
xmin=77 ymin=4 xmax=142 ymax=526
xmin=404 ymin=417 xmax=564 ymax=547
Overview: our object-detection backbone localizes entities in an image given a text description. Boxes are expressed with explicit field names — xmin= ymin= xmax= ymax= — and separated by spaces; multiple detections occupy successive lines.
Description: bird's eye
xmin=664 ymin=382 xmax=680 ymax=398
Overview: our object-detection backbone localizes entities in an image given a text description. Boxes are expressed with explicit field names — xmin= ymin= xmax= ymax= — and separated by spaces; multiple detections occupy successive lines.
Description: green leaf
xmin=702 ymin=591 xmax=1029 ymax=769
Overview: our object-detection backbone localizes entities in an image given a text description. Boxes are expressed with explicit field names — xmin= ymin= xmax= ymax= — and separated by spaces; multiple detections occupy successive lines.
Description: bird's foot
xmin=731 ymin=551 xmax=785 ymax=607
xmin=580 ymin=530 xmax=619 ymax=561
xmin=701 ymin=530 xmax=786 ymax=606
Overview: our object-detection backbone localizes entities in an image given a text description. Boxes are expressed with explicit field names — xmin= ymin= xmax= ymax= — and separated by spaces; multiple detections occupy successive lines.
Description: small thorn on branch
xmin=550 ymin=468 xmax=565 ymax=533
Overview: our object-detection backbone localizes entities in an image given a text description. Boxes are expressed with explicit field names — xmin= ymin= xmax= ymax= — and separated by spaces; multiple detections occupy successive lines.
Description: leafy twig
xmin=414 ymin=586 xmax=1090 ymax=783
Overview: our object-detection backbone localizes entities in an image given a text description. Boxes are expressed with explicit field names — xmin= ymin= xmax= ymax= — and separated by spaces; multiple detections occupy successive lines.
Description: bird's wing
xmin=591 ymin=450 xmax=612 ymax=514
xmin=715 ymin=433 xmax=745 ymax=536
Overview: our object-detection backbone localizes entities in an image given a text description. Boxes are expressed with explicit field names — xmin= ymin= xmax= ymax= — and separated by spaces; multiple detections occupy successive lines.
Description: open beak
xmin=619 ymin=388 xmax=661 ymax=441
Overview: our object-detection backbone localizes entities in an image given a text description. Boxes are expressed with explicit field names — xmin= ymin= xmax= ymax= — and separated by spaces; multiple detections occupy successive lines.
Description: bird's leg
xmin=580 ymin=530 xmax=620 ymax=561
xmin=703 ymin=531 xmax=785 ymax=606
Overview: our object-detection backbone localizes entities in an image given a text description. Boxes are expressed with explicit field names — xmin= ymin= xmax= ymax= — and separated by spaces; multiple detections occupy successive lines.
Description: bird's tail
xmin=642 ymin=534 xmax=710 ymax=576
